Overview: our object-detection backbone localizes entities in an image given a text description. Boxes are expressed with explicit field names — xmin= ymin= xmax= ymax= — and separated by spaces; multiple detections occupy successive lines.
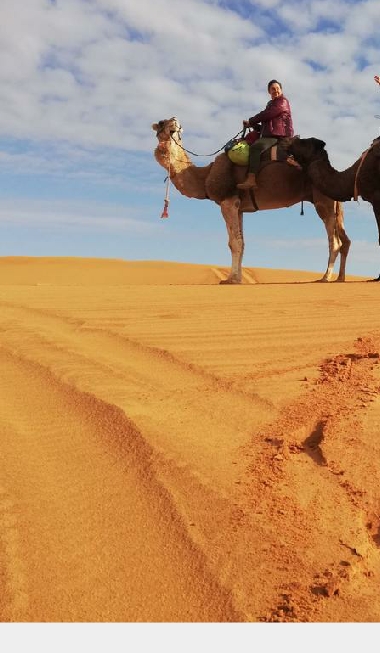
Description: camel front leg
xmin=220 ymin=197 xmax=244 ymax=284
xmin=372 ymin=191 xmax=380 ymax=247
xmin=322 ymin=201 xmax=351 ymax=282
xmin=369 ymin=192 xmax=380 ymax=280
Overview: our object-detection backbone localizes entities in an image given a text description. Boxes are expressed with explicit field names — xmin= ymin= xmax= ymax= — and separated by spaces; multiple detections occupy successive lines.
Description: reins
xmin=159 ymin=127 xmax=245 ymax=218
xmin=161 ymin=152 xmax=170 ymax=219
xmin=170 ymin=129 xmax=245 ymax=157
xmin=353 ymin=148 xmax=370 ymax=201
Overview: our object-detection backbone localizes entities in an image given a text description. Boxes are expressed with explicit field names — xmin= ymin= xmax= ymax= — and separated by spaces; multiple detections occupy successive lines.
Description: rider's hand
xmin=375 ymin=75 xmax=380 ymax=85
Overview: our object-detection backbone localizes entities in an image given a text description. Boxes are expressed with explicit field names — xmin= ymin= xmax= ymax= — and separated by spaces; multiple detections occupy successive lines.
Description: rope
xmin=159 ymin=127 xmax=247 ymax=218
xmin=353 ymin=148 xmax=370 ymax=201
xmin=159 ymin=128 xmax=245 ymax=218
xmin=170 ymin=128 xmax=245 ymax=158
xmin=161 ymin=150 xmax=171 ymax=218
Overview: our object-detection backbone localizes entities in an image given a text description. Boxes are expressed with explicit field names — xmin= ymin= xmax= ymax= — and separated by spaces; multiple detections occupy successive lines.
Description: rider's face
xmin=269 ymin=83 xmax=282 ymax=100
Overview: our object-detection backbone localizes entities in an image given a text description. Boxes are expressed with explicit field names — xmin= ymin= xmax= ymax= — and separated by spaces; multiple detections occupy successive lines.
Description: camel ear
xmin=152 ymin=123 xmax=159 ymax=131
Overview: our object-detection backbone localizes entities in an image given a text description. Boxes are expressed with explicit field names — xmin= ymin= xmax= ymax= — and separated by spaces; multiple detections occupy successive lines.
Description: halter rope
xmin=159 ymin=126 xmax=245 ymax=218
xmin=161 ymin=149 xmax=171 ymax=218
xmin=170 ymin=129 xmax=245 ymax=157
xmin=353 ymin=148 xmax=370 ymax=201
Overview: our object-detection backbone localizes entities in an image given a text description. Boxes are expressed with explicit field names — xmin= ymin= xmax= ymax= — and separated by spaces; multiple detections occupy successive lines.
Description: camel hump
xmin=371 ymin=136 xmax=380 ymax=156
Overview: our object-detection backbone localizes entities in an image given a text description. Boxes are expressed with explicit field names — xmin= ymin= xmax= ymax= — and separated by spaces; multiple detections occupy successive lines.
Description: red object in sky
xmin=161 ymin=200 xmax=169 ymax=218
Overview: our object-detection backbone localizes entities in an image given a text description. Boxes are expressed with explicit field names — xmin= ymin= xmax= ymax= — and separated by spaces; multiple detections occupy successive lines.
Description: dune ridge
xmin=0 ymin=347 xmax=245 ymax=622
xmin=0 ymin=256 xmax=366 ymax=285
xmin=0 ymin=257 xmax=380 ymax=622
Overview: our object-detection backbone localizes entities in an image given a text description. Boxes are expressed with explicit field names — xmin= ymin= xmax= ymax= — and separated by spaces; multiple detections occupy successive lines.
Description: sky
xmin=1 ymin=0 xmax=380 ymax=276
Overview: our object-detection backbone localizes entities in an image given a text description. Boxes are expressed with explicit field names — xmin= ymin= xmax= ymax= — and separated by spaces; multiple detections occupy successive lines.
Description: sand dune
xmin=0 ymin=256 xmax=366 ymax=286
xmin=0 ymin=257 xmax=380 ymax=622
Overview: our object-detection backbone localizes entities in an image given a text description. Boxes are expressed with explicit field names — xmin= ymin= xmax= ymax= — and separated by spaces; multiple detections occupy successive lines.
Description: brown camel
xmin=288 ymin=136 xmax=380 ymax=246
xmin=152 ymin=117 xmax=351 ymax=283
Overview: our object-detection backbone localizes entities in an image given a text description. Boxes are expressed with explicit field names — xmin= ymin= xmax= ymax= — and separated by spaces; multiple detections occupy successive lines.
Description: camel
xmin=152 ymin=117 xmax=351 ymax=283
xmin=287 ymin=136 xmax=380 ymax=246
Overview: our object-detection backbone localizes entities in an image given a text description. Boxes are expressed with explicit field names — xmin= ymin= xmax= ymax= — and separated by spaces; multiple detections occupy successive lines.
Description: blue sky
xmin=1 ymin=0 xmax=380 ymax=275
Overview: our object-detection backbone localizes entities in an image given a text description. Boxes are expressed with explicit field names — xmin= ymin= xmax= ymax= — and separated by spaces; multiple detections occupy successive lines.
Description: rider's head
xmin=267 ymin=80 xmax=283 ymax=100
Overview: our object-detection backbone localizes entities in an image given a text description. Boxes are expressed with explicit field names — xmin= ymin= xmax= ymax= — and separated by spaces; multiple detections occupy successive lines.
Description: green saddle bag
xmin=226 ymin=139 xmax=250 ymax=166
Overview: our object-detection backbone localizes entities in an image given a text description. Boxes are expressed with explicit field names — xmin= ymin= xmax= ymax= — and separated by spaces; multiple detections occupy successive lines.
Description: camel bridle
xmin=155 ymin=118 xmax=246 ymax=158
xmin=170 ymin=129 xmax=245 ymax=158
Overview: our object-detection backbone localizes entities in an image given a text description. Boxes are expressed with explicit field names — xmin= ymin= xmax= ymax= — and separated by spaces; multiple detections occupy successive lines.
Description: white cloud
xmin=0 ymin=0 xmax=379 ymax=181
xmin=0 ymin=197 xmax=159 ymax=234
xmin=248 ymin=0 xmax=282 ymax=8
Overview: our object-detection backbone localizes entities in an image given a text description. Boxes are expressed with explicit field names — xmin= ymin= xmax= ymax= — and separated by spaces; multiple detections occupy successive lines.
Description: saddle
xmin=226 ymin=135 xmax=300 ymax=169
xmin=260 ymin=137 xmax=300 ymax=167
xmin=234 ymin=136 xmax=302 ymax=213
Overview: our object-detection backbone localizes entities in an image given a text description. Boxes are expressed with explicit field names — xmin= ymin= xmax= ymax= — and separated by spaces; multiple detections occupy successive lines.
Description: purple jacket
xmin=248 ymin=96 xmax=294 ymax=138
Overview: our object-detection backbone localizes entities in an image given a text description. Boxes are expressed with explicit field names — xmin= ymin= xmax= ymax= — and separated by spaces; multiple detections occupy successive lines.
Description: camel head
xmin=152 ymin=117 xmax=183 ymax=150
xmin=288 ymin=137 xmax=327 ymax=169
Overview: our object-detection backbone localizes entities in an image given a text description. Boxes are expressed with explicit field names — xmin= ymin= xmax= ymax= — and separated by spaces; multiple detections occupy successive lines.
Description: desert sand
xmin=0 ymin=256 xmax=380 ymax=623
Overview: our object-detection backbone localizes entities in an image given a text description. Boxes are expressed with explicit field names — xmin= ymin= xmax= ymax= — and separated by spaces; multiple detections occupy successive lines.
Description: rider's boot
xmin=237 ymin=173 xmax=258 ymax=190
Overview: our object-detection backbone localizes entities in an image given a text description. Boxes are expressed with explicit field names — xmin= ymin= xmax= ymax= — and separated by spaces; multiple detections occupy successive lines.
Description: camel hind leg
xmin=313 ymin=193 xmax=348 ymax=282
xmin=220 ymin=196 xmax=244 ymax=284
xmin=334 ymin=201 xmax=351 ymax=282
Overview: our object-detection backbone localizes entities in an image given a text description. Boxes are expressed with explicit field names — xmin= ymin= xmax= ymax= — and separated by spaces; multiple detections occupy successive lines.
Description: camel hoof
xmin=314 ymin=277 xmax=329 ymax=283
xmin=219 ymin=278 xmax=241 ymax=285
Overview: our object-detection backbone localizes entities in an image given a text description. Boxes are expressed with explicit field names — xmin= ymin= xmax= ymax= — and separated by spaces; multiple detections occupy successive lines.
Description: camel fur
xmin=288 ymin=137 xmax=380 ymax=245
xmin=152 ymin=117 xmax=351 ymax=284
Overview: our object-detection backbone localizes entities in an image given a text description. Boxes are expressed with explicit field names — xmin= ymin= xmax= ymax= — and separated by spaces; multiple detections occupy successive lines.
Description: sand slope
xmin=0 ymin=257 xmax=379 ymax=622
xmin=0 ymin=256 xmax=366 ymax=286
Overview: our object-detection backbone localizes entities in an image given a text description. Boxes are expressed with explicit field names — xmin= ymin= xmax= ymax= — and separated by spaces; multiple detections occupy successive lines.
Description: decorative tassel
xmin=160 ymin=156 xmax=171 ymax=219
xmin=161 ymin=199 xmax=169 ymax=219
xmin=300 ymin=200 xmax=304 ymax=216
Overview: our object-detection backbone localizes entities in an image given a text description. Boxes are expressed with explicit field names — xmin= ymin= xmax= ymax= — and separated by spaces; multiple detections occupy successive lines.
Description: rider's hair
xmin=267 ymin=79 xmax=282 ymax=91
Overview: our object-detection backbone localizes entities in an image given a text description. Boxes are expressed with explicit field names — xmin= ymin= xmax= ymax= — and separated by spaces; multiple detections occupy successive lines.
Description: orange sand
xmin=0 ymin=256 xmax=379 ymax=623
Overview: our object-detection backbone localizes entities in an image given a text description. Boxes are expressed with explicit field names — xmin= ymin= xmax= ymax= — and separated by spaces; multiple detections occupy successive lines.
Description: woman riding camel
xmin=237 ymin=79 xmax=294 ymax=190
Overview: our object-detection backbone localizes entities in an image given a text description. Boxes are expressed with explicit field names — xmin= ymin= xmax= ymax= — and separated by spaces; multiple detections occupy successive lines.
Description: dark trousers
xmin=248 ymin=137 xmax=278 ymax=173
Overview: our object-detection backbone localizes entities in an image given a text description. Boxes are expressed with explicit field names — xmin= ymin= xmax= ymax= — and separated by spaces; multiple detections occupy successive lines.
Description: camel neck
xmin=308 ymin=157 xmax=360 ymax=202
xmin=154 ymin=142 xmax=211 ymax=199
